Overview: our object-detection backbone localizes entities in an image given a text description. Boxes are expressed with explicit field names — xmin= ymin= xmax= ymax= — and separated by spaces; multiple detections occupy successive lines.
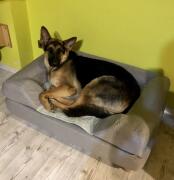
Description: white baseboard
xmin=0 ymin=63 xmax=18 ymax=73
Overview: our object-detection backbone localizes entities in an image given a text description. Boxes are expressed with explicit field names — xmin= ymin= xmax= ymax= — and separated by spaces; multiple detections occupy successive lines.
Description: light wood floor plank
xmin=0 ymin=131 xmax=47 ymax=180
xmin=0 ymin=126 xmax=39 ymax=173
xmin=32 ymin=143 xmax=73 ymax=180
xmin=46 ymin=148 xmax=82 ymax=180
xmin=14 ymin=138 xmax=60 ymax=180
xmin=0 ymin=117 xmax=24 ymax=143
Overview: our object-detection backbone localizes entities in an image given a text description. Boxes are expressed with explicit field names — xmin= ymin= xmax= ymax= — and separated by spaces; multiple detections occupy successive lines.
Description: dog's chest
xmin=49 ymin=70 xmax=65 ymax=87
xmin=49 ymin=61 xmax=81 ymax=91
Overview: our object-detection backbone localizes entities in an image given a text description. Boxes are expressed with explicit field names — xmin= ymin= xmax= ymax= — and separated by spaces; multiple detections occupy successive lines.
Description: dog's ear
xmin=63 ymin=37 xmax=77 ymax=50
xmin=38 ymin=26 xmax=51 ymax=49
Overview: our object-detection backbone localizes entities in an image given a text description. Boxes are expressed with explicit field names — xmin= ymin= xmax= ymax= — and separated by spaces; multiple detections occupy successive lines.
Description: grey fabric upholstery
xmin=94 ymin=76 xmax=170 ymax=156
xmin=2 ymin=57 xmax=46 ymax=109
xmin=2 ymin=53 xmax=170 ymax=170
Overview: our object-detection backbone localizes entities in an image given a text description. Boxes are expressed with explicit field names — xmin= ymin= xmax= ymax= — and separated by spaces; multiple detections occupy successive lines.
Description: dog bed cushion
xmin=2 ymin=75 xmax=161 ymax=156
xmin=37 ymin=105 xmax=101 ymax=135
xmin=2 ymin=55 xmax=170 ymax=158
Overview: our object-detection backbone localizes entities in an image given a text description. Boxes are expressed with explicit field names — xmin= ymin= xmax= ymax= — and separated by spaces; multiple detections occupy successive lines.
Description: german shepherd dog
xmin=39 ymin=26 xmax=140 ymax=118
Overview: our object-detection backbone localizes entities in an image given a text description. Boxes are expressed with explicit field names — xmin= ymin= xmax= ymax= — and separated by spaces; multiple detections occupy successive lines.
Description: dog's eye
xmin=56 ymin=47 xmax=65 ymax=54
xmin=47 ymin=48 xmax=54 ymax=54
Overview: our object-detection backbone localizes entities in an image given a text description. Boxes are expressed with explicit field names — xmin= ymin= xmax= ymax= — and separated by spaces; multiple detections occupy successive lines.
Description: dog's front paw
xmin=43 ymin=103 xmax=53 ymax=112
xmin=39 ymin=92 xmax=52 ymax=111
xmin=48 ymin=98 xmax=56 ymax=111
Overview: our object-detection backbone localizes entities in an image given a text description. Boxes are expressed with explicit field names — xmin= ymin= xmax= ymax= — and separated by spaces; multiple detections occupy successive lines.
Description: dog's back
xmin=69 ymin=51 xmax=140 ymax=94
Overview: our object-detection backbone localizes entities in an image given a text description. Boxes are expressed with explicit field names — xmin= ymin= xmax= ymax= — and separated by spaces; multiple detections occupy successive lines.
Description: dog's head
xmin=38 ymin=26 xmax=77 ymax=69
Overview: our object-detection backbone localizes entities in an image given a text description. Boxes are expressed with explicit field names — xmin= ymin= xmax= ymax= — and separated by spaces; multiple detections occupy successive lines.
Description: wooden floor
xmin=0 ymin=69 xmax=174 ymax=180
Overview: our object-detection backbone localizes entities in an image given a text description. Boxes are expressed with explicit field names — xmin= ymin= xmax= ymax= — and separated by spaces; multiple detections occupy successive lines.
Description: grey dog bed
xmin=2 ymin=52 xmax=170 ymax=170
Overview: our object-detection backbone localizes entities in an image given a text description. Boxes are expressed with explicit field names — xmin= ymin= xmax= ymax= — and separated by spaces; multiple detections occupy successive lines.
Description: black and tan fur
xmin=39 ymin=26 xmax=140 ymax=118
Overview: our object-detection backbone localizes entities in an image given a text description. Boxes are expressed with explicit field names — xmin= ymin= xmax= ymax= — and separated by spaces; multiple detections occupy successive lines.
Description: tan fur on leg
xmin=39 ymin=84 xmax=77 ymax=111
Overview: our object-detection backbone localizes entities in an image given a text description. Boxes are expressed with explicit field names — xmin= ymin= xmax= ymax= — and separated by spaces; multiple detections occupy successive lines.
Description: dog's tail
xmin=63 ymin=105 xmax=110 ymax=118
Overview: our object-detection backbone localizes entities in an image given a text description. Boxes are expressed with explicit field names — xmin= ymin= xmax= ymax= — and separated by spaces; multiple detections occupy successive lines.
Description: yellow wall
xmin=10 ymin=0 xmax=33 ymax=67
xmin=26 ymin=0 xmax=174 ymax=91
xmin=0 ymin=0 xmax=21 ymax=69
xmin=0 ymin=0 xmax=33 ymax=69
